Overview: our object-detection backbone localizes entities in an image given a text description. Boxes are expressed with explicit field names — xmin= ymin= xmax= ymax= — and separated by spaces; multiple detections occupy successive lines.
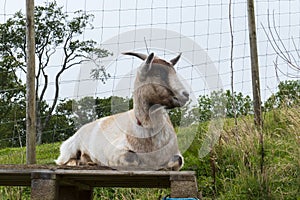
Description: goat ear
xmin=170 ymin=53 xmax=182 ymax=66
xmin=122 ymin=52 xmax=147 ymax=61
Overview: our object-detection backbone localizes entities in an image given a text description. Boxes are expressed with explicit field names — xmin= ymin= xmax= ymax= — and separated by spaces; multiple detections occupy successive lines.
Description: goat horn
xmin=145 ymin=53 xmax=155 ymax=65
xmin=170 ymin=53 xmax=182 ymax=66
xmin=122 ymin=52 xmax=148 ymax=60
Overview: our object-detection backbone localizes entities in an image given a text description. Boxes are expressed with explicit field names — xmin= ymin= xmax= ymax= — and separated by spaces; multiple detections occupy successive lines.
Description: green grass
xmin=0 ymin=143 xmax=60 ymax=165
xmin=0 ymin=108 xmax=299 ymax=199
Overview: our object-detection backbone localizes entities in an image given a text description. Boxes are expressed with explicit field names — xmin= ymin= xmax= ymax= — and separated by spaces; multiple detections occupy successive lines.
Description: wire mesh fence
xmin=0 ymin=0 xmax=299 ymax=161
xmin=0 ymin=0 xmax=299 ymax=199
xmin=0 ymin=0 xmax=300 ymax=152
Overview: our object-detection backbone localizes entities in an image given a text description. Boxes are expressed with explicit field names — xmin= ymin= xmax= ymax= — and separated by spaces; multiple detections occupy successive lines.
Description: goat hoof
xmin=167 ymin=155 xmax=184 ymax=171
xmin=87 ymin=162 xmax=97 ymax=166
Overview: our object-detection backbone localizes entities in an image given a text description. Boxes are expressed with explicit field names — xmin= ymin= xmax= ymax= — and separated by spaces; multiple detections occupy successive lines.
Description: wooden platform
xmin=0 ymin=165 xmax=198 ymax=199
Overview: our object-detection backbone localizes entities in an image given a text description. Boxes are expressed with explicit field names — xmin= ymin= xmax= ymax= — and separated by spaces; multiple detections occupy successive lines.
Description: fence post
xmin=247 ymin=0 xmax=264 ymax=174
xmin=247 ymin=0 xmax=262 ymax=127
xmin=25 ymin=0 xmax=36 ymax=164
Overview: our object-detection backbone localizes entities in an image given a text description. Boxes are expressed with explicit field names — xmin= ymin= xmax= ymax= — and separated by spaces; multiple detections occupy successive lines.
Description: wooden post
xmin=247 ymin=0 xmax=262 ymax=127
xmin=247 ymin=0 xmax=265 ymax=174
xmin=170 ymin=174 xmax=198 ymax=198
xmin=31 ymin=173 xmax=57 ymax=200
xmin=25 ymin=0 xmax=36 ymax=164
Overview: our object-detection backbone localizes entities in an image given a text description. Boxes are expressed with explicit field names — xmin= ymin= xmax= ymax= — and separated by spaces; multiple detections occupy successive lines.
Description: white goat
xmin=55 ymin=52 xmax=189 ymax=170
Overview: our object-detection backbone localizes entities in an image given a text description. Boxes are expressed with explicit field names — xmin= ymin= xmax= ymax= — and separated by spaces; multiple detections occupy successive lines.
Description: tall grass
xmin=0 ymin=108 xmax=299 ymax=199
xmin=182 ymin=107 xmax=299 ymax=199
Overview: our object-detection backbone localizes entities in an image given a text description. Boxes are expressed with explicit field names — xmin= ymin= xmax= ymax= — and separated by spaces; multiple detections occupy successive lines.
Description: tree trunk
xmin=36 ymin=116 xmax=43 ymax=145
xmin=36 ymin=101 xmax=43 ymax=145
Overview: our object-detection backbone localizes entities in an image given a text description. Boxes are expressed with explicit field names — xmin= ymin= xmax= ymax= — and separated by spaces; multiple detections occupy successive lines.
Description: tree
xmin=223 ymin=90 xmax=253 ymax=118
xmin=72 ymin=96 xmax=97 ymax=128
xmin=264 ymin=80 xmax=300 ymax=111
xmin=0 ymin=1 xmax=111 ymax=144
xmin=0 ymin=47 xmax=26 ymax=147
xmin=181 ymin=90 xmax=253 ymax=125
xmin=38 ymin=99 xmax=75 ymax=143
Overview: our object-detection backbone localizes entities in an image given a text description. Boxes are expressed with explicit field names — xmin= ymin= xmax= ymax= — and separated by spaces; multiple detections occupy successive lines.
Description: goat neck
xmin=133 ymin=93 xmax=166 ymax=128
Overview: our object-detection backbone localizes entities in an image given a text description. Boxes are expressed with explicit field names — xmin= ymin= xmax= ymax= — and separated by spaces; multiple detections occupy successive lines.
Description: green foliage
xmin=264 ymin=80 xmax=300 ymax=111
xmin=0 ymin=58 xmax=26 ymax=147
xmin=182 ymin=108 xmax=299 ymax=199
xmin=177 ymin=90 xmax=253 ymax=127
xmin=197 ymin=94 xmax=213 ymax=122
xmin=168 ymin=107 xmax=183 ymax=127
xmin=99 ymin=96 xmax=133 ymax=116
xmin=0 ymin=187 xmax=30 ymax=200
xmin=224 ymin=90 xmax=253 ymax=118
xmin=72 ymin=96 xmax=98 ymax=127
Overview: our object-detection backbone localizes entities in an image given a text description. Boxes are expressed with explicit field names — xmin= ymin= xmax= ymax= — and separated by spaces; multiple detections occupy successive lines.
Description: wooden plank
xmin=0 ymin=165 xmax=196 ymax=188
xmin=0 ymin=169 xmax=31 ymax=186
xmin=0 ymin=165 xmax=198 ymax=198
xmin=55 ymin=169 xmax=195 ymax=188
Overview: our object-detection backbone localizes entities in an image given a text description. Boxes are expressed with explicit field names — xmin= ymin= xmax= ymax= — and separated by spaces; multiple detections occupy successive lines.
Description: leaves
xmin=0 ymin=1 xmax=111 ymax=145
xmin=264 ymin=80 xmax=300 ymax=111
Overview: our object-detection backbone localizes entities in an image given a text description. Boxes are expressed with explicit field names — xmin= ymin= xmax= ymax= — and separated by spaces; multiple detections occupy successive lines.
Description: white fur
xmin=56 ymin=110 xmax=181 ymax=169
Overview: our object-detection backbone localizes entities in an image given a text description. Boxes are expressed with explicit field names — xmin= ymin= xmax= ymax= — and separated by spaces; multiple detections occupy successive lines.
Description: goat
xmin=55 ymin=52 xmax=189 ymax=170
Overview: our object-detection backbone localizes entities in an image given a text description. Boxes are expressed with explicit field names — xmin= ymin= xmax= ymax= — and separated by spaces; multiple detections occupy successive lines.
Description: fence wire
xmin=0 ymin=0 xmax=299 ymax=152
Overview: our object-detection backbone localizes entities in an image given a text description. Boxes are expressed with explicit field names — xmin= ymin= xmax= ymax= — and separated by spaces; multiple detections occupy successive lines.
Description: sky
xmin=0 ymin=0 xmax=299 ymax=104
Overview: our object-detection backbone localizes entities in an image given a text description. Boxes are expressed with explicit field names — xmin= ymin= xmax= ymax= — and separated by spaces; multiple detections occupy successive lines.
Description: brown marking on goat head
xmin=149 ymin=84 xmax=177 ymax=108
xmin=122 ymin=52 xmax=181 ymax=67
xmin=152 ymin=58 xmax=172 ymax=67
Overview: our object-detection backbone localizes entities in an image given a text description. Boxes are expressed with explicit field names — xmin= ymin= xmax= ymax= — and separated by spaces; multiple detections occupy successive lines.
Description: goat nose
xmin=182 ymin=91 xmax=189 ymax=98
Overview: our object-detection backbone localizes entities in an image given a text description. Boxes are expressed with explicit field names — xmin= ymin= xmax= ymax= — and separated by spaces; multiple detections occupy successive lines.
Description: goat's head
xmin=123 ymin=52 xmax=189 ymax=109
